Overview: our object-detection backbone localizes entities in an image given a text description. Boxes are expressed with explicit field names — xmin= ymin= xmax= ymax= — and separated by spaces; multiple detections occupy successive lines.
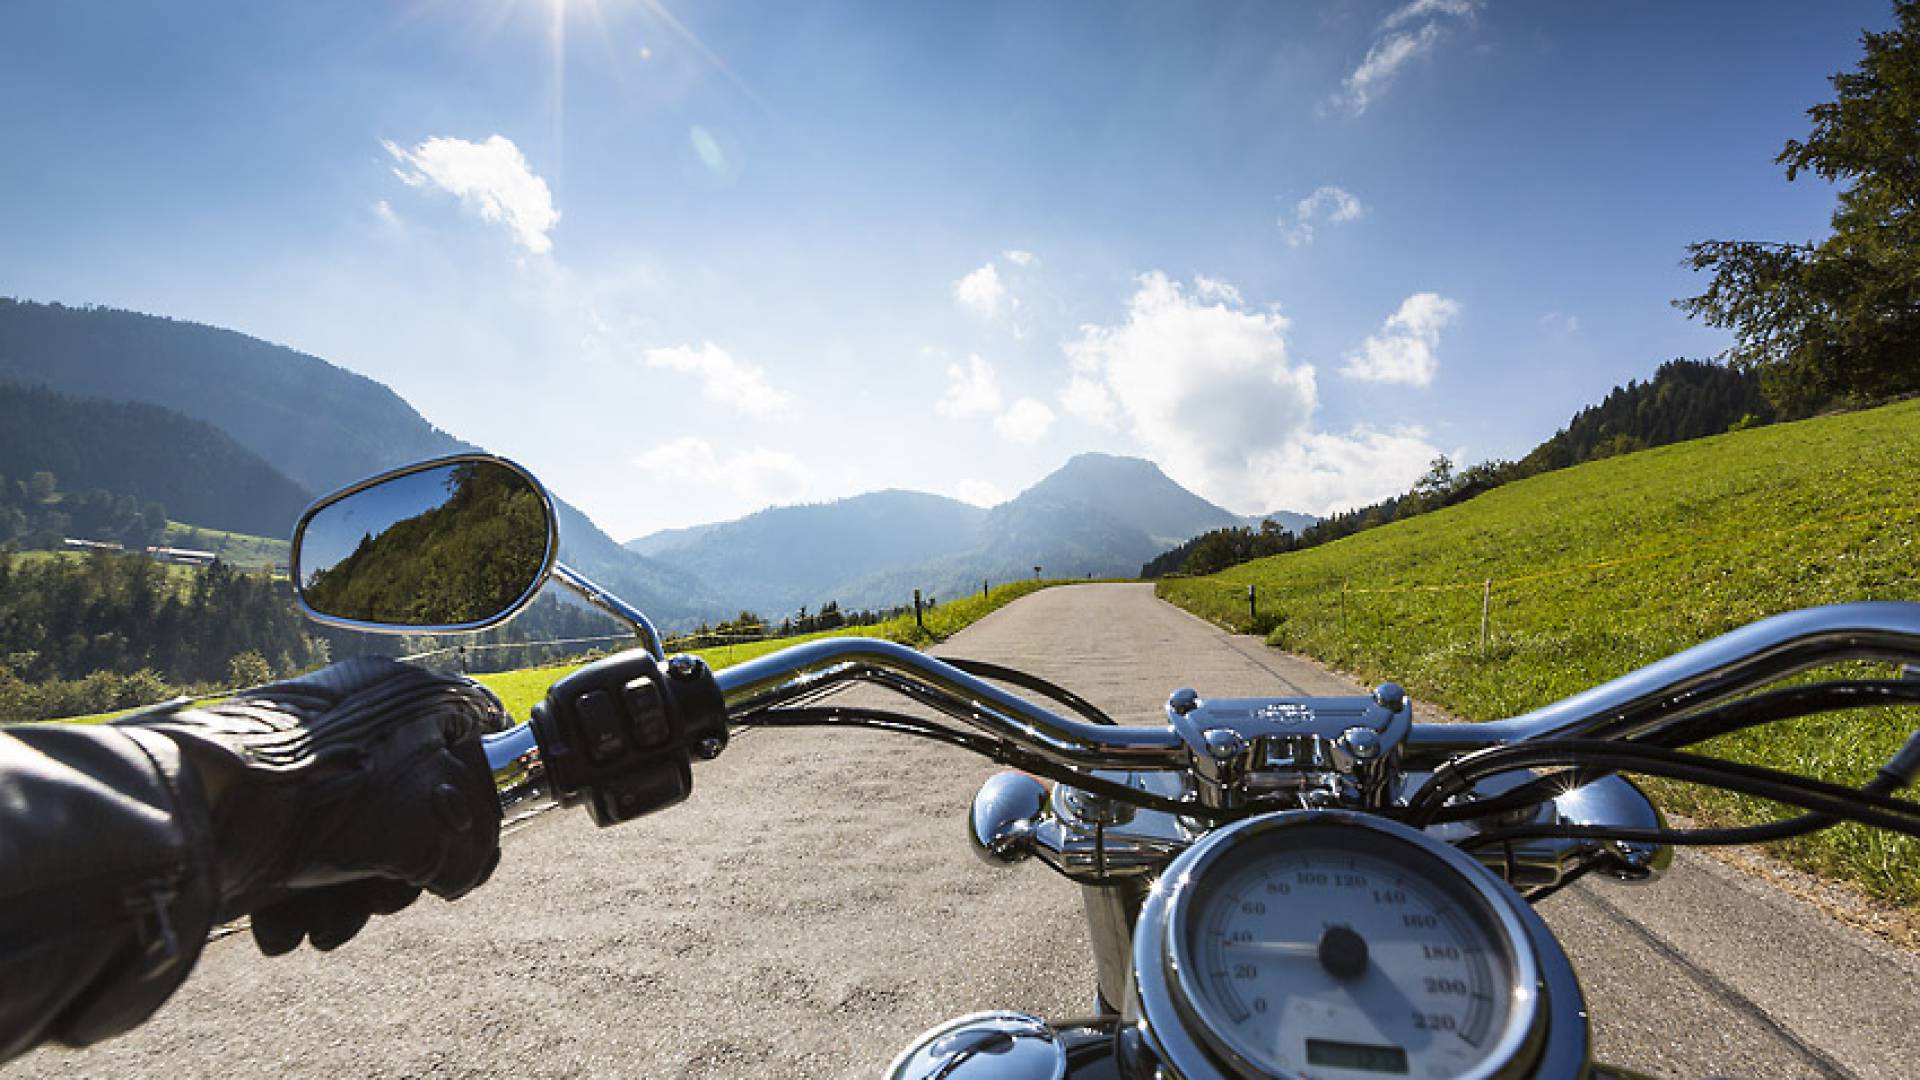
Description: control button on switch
xmin=575 ymin=689 xmax=626 ymax=762
xmin=624 ymin=676 xmax=671 ymax=749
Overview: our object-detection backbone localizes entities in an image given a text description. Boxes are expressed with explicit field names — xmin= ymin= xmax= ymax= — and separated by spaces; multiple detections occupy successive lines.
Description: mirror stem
xmin=550 ymin=561 xmax=667 ymax=660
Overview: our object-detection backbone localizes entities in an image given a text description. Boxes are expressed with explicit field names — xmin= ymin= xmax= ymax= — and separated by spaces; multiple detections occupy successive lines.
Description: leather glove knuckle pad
xmin=137 ymin=657 xmax=506 ymax=949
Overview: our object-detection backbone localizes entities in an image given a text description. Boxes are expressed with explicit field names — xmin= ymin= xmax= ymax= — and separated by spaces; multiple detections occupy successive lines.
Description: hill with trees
xmin=0 ymin=379 xmax=312 ymax=538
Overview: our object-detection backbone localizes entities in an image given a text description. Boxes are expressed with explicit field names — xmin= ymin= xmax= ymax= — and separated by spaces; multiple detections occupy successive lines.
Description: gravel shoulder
xmin=14 ymin=584 xmax=1918 ymax=1078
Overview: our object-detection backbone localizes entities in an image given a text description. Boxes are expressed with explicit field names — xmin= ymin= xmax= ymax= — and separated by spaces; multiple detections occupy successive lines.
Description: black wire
xmin=1409 ymin=735 xmax=1896 ymax=827
xmin=942 ymin=656 xmax=1120 ymax=725
xmin=1409 ymin=680 xmax=1920 ymax=829
xmin=740 ymin=706 xmax=1006 ymax=756
xmin=737 ymin=705 xmax=1235 ymax=822
xmin=1628 ymin=679 xmax=1920 ymax=749
xmin=1419 ymin=741 xmax=1920 ymax=846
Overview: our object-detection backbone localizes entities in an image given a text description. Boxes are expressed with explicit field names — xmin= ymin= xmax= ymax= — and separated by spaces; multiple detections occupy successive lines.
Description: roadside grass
xmin=1158 ymin=398 xmax=1920 ymax=906
xmin=470 ymin=577 xmax=1075 ymax=717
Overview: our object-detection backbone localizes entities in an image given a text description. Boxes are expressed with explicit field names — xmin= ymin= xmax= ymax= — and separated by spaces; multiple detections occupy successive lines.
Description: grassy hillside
xmin=1160 ymin=399 xmax=1920 ymax=906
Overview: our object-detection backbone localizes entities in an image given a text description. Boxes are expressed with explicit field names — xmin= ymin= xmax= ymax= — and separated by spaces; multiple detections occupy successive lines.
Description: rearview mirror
xmin=292 ymin=455 xmax=558 ymax=633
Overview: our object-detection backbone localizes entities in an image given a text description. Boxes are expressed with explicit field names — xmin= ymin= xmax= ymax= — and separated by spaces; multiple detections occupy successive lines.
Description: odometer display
xmin=1305 ymin=1038 xmax=1408 ymax=1074
xmin=1164 ymin=819 xmax=1537 ymax=1079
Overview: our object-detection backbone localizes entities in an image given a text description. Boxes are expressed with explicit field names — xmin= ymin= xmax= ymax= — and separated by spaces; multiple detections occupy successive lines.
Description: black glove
xmin=130 ymin=656 xmax=507 ymax=954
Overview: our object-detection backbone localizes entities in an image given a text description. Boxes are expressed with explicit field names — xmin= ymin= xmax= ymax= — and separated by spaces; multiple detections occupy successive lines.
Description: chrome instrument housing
xmin=1126 ymin=812 xmax=1574 ymax=1080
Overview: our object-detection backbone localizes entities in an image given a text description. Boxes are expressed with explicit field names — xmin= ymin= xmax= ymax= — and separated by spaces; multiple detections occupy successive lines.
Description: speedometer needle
xmin=1220 ymin=941 xmax=1319 ymax=958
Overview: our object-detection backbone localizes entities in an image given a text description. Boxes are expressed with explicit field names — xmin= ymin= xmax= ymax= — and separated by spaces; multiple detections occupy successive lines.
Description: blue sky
xmin=0 ymin=1 xmax=1888 ymax=539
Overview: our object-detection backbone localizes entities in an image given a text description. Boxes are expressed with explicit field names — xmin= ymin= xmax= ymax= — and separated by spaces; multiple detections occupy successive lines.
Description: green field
xmin=161 ymin=522 xmax=289 ymax=570
xmin=1159 ymin=398 xmax=1920 ymax=906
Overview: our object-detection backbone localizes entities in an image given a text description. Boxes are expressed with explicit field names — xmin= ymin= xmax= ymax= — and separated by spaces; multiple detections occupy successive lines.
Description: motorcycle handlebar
xmin=484 ymin=600 xmax=1920 ymax=820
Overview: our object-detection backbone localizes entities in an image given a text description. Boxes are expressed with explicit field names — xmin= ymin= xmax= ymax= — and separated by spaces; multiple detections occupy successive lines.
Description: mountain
xmin=964 ymin=453 xmax=1255 ymax=580
xmin=0 ymin=299 xmax=720 ymax=626
xmin=629 ymin=452 xmax=1314 ymax=616
xmin=0 ymin=379 xmax=312 ymax=538
xmin=1241 ymin=509 xmax=1319 ymax=534
xmin=626 ymin=490 xmax=986 ymax=615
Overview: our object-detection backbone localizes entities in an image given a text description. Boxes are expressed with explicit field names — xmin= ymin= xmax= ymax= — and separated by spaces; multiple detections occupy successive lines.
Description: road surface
xmin=15 ymin=584 xmax=1918 ymax=1078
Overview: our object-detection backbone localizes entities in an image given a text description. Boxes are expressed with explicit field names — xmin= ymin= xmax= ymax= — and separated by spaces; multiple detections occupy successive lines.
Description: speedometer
xmin=1131 ymin=812 xmax=1547 ymax=1080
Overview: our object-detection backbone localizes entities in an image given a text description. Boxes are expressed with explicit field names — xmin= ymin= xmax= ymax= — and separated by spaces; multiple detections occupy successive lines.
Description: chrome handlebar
xmin=485 ymin=600 xmax=1920 ymax=818
xmin=714 ymin=637 xmax=1188 ymax=767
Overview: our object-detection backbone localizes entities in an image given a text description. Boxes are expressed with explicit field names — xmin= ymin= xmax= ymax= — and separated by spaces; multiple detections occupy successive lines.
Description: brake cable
xmin=1413 ymin=737 xmax=1920 ymax=849
xmin=1407 ymin=679 xmax=1920 ymax=830
xmin=735 ymin=704 xmax=1235 ymax=822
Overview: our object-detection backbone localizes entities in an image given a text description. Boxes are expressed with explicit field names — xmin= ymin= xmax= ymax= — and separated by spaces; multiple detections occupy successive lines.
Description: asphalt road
xmin=15 ymin=584 xmax=1918 ymax=1078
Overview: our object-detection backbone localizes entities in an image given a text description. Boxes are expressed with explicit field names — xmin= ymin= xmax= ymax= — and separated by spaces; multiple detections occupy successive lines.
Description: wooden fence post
xmin=914 ymin=589 xmax=925 ymax=632
xmin=1480 ymin=579 xmax=1492 ymax=657
xmin=1247 ymin=583 xmax=1257 ymax=626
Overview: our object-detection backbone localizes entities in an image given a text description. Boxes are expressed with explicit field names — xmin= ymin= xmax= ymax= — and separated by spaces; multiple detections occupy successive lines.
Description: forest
xmin=0 ymin=468 xmax=169 ymax=552
xmin=0 ymin=549 xmax=326 ymax=722
xmin=0 ymin=378 xmax=312 ymax=538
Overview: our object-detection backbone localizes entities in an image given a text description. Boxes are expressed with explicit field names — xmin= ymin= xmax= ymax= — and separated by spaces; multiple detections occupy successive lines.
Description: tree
xmin=1677 ymin=2 xmax=1920 ymax=410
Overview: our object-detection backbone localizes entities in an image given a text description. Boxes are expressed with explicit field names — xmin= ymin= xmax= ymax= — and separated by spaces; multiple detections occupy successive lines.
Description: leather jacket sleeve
xmin=0 ymin=720 xmax=220 ymax=1064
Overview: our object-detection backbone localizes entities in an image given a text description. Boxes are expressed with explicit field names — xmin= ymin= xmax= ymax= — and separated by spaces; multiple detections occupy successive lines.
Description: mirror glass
xmin=294 ymin=459 xmax=554 ymax=630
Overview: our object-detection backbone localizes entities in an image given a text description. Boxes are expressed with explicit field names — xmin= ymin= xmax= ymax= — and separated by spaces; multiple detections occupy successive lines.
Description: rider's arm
xmin=0 ymin=722 xmax=220 ymax=1062
xmin=0 ymin=657 xmax=506 ymax=1065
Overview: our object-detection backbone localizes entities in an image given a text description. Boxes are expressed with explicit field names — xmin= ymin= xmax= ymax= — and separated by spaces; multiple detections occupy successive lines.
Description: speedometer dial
xmin=1146 ymin=813 xmax=1543 ymax=1080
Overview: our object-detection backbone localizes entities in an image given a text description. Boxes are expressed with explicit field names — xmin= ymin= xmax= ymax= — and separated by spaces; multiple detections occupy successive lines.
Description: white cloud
xmin=1253 ymin=427 xmax=1450 ymax=516
xmin=1282 ymin=185 xmax=1365 ymax=248
xmin=1382 ymin=0 xmax=1480 ymax=30
xmin=630 ymin=438 xmax=810 ymax=505
xmin=1193 ymin=274 xmax=1245 ymax=304
xmin=383 ymin=134 xmax=559 ymax=253
xmin=937 ymin=354 xmax=1004 ymax=418
xmin=643 ymin=342 xmax=790 ymax=417
xmin=953 ymin=479 xmax=1007 ymax=507
xmin=994 ymin=398 xmax=1055 ymax=444
xmin=1060 ymin=271 xmax=1443 ymax=515
xmin=1540 ymin=310 xmax=1580 ymax=334
xmin=1335 ymin=0 xmax=1481 ymax=115
xmin=1343 ymin=292 xmax=1461 ymax=386
xmin=372 ymin=199 xmax=400 ymax=227
xmin=1061 ymin=272 xmax=1316 ymax=498
xmin=953 ymin=262 xmax=1008 ymax=318
xmin=1002 ymin=249 xmax=1038 ymax=267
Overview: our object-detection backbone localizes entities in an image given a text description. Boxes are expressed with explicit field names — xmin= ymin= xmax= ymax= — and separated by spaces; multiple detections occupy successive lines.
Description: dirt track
xmin=14 ymin=584 xmax=1918 ymax=1078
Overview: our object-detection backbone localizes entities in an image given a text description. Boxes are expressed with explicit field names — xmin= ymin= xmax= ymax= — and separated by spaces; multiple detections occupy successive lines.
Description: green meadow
xmin=1159 ymin=399 xmax=1920 ymax=905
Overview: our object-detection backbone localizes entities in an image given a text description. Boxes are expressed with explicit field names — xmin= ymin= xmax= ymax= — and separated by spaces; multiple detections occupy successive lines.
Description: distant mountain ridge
xmin=0 ymin=298 xmax=719 ymax=626
xmin=628 ymin=452 xmax=1318 ymax=615
xmin=629 ymin=490 xmax=989 ymax=614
